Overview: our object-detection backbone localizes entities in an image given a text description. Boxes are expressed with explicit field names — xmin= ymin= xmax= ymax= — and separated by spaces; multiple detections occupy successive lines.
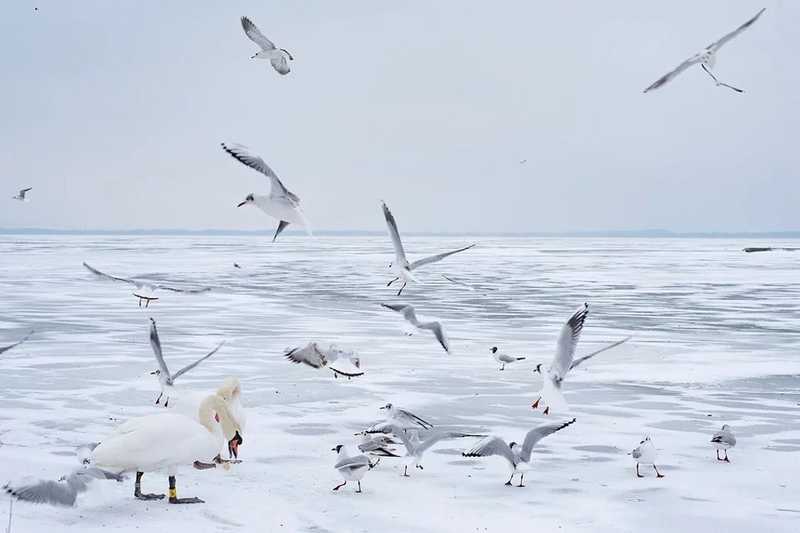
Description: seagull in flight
xmin=283 ymin=342 xmax=363 ymax=379
xmin=240 ymin=16 xmax=293 ymax=75
xmin=381 ymin=303 xmax=450 ymax=353
xmin=532 ymin=303 xmax=630 ymax=414
xmin=82 ymin=262 xmax=211 ymax=307
xmin=0 ymin=330 xmax=34 ymax=356
xmin=148 ymin=318 xmax=225 ymax=407
xmin=462 ymin=418 xmax=576 ymax=487
xmin=382 ymin=201 xmax=475 ymax=296
xmin=644 ymin=8 xmax=766 ymax=93
xmin=221 ymin=142 xmax=311 ymax=242
xmin=12 ymin=187 xmax=32 ymax=202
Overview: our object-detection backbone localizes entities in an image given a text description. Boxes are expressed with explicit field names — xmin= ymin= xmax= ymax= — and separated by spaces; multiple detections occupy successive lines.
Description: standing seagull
xmin=0 ymin=330 xmax=34 ymax=356
xmin=240 ymin=16 xmax=293 ymax=75
xmin=331 ymin=445 xmax=379 ymax=493
xmin=490 ymin=346 xmax=526 ymax=371
xmin=149 ymin=318 xmax=225 ymax=407
xmin=532 ymin=304 xmax=630 ymax=414
xmin=711 ymin=424 xmax=736 ymax=462
xmin=462 ymin=418 xmax=576 ymax=487
xmin=630 ymin=435 xmax=665 ymax=478
xmin=382 ymin=201 xmax=475 ymax=295
xmin=221 ymin=142 xmax=311 ymax=242
xmin=12 ymin=187 xmax=32 ymax=202
xmin=644 ymin=8 xmax=766 ymax=93
xmin=381 ymin=303 xmax=450 ymax=353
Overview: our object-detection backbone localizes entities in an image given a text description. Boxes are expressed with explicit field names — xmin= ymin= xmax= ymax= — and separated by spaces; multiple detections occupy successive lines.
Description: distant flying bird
xmin=240 ymin=16 xmax=293 ymax=75
xmin=489 ymin=346 xmax=526 ymax=371
xmin=711 ymin=424 xmax=736 ymax=462
xmin=149 ymin=318 xmax=225 ymax=407
xmin=462 ymin=419 xmax=576 ymax=487
xmin=532 ymin=304 xmax=630 ymax=414
xmin=382 ymin=201 xmax=475 ymax=295
xmin=283 ymin=342 xmax=363 ymax=378
xmin=0 ymin=330 xmax=34 ymax=356
xmin=519 ymin=159 xmax=527 ymax=165
xmin=644 ymin=8 xmax=766 ymax=93
xmin=221 ymin=142 xmax=311 ymax=242
xmin=82 ymin=262 xmax=211 ymax=307
xmin=12 ymin=187 xmax=32 ymax=201
xmin=381 ymin=303 xmax=450 ymax=353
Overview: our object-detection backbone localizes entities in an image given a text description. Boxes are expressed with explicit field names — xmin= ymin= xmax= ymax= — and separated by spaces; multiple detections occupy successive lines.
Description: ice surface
xmin=1 ymin=235 xmax=799 ymax=532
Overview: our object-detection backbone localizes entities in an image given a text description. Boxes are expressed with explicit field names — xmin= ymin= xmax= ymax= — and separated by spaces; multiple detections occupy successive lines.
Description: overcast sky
xmin=1 ymin=1 xmax=797 ymax=233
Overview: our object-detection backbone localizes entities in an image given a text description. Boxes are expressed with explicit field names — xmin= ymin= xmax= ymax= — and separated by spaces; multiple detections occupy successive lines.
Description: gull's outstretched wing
xmin=643 ymin=56 xmax=702 ymax=93
xmin=155 ymin=284 xmax=211 ymax=294
xmin=20 ymin=187 xmax=32 ymax=196
xmin=382 ymin=202 xmax=408 ymax=265
xmin=221 ymin=143 xmax=299 ymax=203
xmin=171 ymin=341 xmax=225 ymax=381
xmin=410 ymin=243 xmax=476 ymax=270
xmin=4 ymin=468 xmax=123 ymax=507
xmin=271 ymin=54 xmax=290 ymax=75
xmin=0 ymin=330 xmax=33 ymax=355
xmin=240 ymin=16 xmax=275 ymax=51
xmin=420 ymin=321 xmax=450 ymax=353
xmin=82 ymin=262 xmax=138 ymax=286
xmin=518 ymin=418 xmax=576 ymax=463
xmin=549 ymin=303 xmax=589 ymax=381
xmin=284 ymin=342 xmax=328 ymax=369
xmin=396 ymin=408 xmax=434 ymax=430
xmin=381 ymin=303 xmax=418 ymax=325
xmin=462 ymin=436 xmax=516 ymax=468
xmin=148 ymin=318 xmax=172 ymax=380
xmin=707 ymin=8 xmax=766 ymax=52
xmin=416 ymin=431 xmax=480 ymax=455
xmin=569 ymin=336 xmax=631 ymax=371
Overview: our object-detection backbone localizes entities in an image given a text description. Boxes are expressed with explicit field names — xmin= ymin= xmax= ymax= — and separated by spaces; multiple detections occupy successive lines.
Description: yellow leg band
xmin=169 ymin=488 xmax=177 ymax=499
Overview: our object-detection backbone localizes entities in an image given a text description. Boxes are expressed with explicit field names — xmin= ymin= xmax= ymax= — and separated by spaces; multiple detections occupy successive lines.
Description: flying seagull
xmin=149 ymin=318 xmax=225 ymax=407
xmin=283 ymin=342 xmax=363 ymax=379
xmin=532 ymin=303 xmax=630 ymax=414
xmin=462 ymin=418 xmax=576 ymax=487
xmin=12 ymin=187 xmax=32 ymax=202
xmin=240 ymin=16 xmax=293 ymax=75
xmin=367 ymin=423 xmax=481 ymax=477
xmin=221 ymin=142 xmax=311 ymax=242
xmin=0 ymin=330 xmax=34 ymax=356
xmin=644 ymin=8 xmax=766 ymax=93
xmin=711 ymin=424 xmax=736 ymax=462
xmin=82 ymin=262 xmax=211 ymax=307
xmin=382 ymin=201 xmax=475 ymax=295
xmin=381 ymin=303 xmax=450 ymax=353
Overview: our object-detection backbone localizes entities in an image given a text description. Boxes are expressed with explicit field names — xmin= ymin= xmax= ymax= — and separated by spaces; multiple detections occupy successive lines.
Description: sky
xmin=0 ymin=0 xmax=797 ymax=233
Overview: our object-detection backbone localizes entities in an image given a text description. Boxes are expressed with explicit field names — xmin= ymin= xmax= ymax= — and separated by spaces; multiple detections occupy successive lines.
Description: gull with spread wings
xmin=82 ymin=262 xmax=211 ymax=307
xmin=382 ymin=201 xmax=475 ymax=295
xmin=283 ymin=342 xmax=363 ymax=379
xmin=240 ymin=16 xmax=293 ymax=75
xmin=12 ymin=187 xmax=32 ymax=202
xmin=0 ymin=330 xmax=34 ymax=356
xmin=222 ymin=142 xmax=311 ymax=242
xmin=644 ymin=8 xmax=766 ymax=93
xmin=381 ymin=303 xmax=450 ymax=354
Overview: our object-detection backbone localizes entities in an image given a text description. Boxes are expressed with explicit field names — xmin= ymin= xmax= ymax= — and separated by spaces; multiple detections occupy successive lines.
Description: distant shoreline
xmin=1 ymin=228 xmax=799 ymax=239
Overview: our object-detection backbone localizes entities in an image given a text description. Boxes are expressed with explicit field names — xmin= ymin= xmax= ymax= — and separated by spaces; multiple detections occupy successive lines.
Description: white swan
xmin=5 ymin=394 xmax=239 ymax=506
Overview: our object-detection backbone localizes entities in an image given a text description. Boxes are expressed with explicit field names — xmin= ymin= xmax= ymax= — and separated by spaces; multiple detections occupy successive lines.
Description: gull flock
xmin=1 ymin=5 xmax=763 ymax=513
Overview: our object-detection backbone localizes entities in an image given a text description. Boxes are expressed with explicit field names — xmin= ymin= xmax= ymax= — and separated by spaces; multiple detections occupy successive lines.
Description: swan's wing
xmin=569 ymin=336 xmax=631 ymax=371
xmin=707 ymin=8 xmax=766 ymax=52
xmin=221 ymin=142 xmax=299 ymax=202
xmin=82 ymin=262 xmax=138 ymax=286
xmin=240 ymin=16 xmax=275 ymax=51
xmin=382 ymin=202 xmax=408 ymax=265
xmin=518 ymin=418 xmax=576 ymax=463
xmin=171 ymin=341 xmax=225 ymax=380
xmin=148 ymin=318 xmax=172 ymax=379
xmin=284 ymin=342 xmax=328 ymax=369
xmin=0 ymin=330 xmax=33 ymax=355
xmin=462 ymin=436 xmax=515 ymax=467
xmin=410 ymin=243 xmax=476 ymax=270
xmin=271 ymin=54 xmax=290 ymax=75
xmin=549 ymin=303 xmax=589 ymax=380
xmin=643 ymin=56 xmax=702 ymax=93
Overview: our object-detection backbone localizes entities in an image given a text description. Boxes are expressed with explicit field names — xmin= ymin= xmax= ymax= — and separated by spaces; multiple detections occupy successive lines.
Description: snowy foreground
xmin=1 ymin=236 xmax=799 ymax=532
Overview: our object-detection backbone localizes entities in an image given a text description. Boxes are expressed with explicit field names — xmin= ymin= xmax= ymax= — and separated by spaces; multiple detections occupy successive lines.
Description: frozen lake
xmin=1 ymin=235 xmax=799 ymax=532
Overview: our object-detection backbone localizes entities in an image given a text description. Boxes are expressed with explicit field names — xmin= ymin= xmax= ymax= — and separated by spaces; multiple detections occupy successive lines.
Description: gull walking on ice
xmin=629 ymin=435 xmax=665 ymax=478
xmin=711 ymin=424 xmax=736 ymax=462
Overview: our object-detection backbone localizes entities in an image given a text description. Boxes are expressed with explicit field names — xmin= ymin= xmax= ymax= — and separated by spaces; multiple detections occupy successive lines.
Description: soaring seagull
xmin=283 ymin=342 xmax=363 ymax=379
xmin=240 ymin=16 xmax=293 ymax=75
xmin=12 ymin=187 xmax=32 ymax=202
xmin=382 ymin=201 xmax=475 ymax=295
xmin=381 ymin=303 xmax=450 ymax=354
xmin=644 ymin=8 xmax=766 ymax=93
xmin=82 ymin=262 xmax=211 ymax=307
xmin=221 ymin=142 xmax=311 ymax=242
